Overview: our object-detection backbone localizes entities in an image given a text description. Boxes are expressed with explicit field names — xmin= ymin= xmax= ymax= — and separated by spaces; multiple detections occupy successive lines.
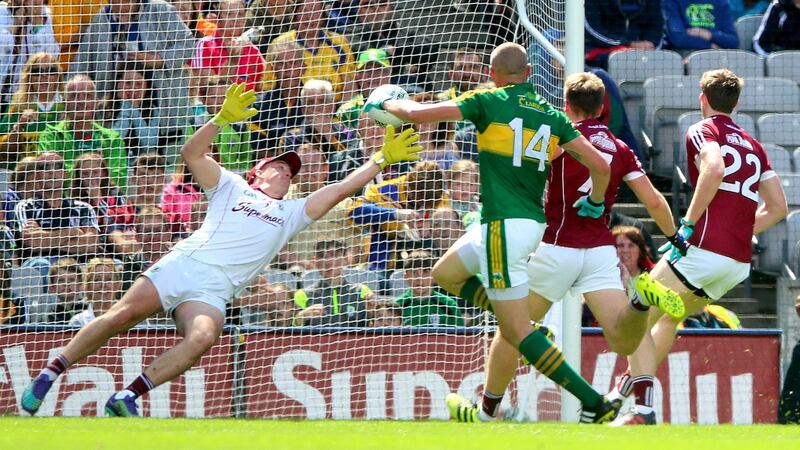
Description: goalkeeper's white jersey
xmin=173 ymin=168 xmax=312 ymax=291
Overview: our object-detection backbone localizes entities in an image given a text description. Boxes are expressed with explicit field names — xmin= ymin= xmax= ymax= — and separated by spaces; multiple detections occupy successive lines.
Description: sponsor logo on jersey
xmin=589 ymin=131 xmax=617 ymax=152
xmin=518 ymin=95 xmax=544 ymax=111
xmin=243 ymin=190 xmax=257 ymax=198
xmin=231 ymin=201 xmax=285 ymax=226
xmin=725 ymin=133 xmax=753 ymax=150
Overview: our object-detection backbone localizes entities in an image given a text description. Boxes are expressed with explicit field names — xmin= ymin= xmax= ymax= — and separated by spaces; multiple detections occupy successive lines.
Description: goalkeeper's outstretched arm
xmin=305 ymin=125 xmax=423 ymax=220
xmin=181 ymin=83 xmax=258 ymax=190
xmin=382 ymin=99 xmax=464 ymax=124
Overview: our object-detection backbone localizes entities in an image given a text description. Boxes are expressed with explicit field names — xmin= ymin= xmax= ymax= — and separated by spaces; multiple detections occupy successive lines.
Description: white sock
xmin=41 ymin=368 xmax=59 ymax=381
xmin=476 ymin=409 xmax=492 ymax=422
xmin=636 ymin=405 xmax=654 ymax=414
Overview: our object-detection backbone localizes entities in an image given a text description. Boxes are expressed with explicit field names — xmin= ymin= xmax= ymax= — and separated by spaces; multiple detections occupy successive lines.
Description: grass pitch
xmin=2 ymin=418 xmax=799 ymax=450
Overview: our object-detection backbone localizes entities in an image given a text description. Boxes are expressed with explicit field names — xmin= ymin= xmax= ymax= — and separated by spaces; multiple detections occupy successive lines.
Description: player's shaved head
xmin=490 ymin=43 xmax=529 ymax=77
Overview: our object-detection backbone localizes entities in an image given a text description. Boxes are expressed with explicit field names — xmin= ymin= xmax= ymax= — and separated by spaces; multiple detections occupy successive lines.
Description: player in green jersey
xmin=369 ymin=42 xmax=619 ymax=423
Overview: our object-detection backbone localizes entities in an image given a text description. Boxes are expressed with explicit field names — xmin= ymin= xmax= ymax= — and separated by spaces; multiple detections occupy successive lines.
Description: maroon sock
xmin=616 ymin=369 xmax=633 ymax=397
xmin=631 ymin=376 xmax=654 ymax=408
xmin=126 ymin=373 xmax=155 ymax=398
xmin=481 ymin=391 xmax=503 ymax=418
xmin=42 ymin=354 xmax=69 ymax=380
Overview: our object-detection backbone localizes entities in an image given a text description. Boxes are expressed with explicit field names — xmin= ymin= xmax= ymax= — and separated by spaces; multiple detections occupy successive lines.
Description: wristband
xmin=587 ymin=196 xmax=604 ymax=207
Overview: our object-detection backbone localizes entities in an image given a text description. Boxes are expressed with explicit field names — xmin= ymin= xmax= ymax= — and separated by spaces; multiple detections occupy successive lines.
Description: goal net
xmin=0 ymin=0 xmax=571 ymax=420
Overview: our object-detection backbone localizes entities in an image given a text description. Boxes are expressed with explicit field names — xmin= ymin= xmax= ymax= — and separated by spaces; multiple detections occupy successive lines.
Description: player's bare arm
xmin=684 ymin=142 xmax=725 ymax=223
xmin=181 ymin=83 xmax=258 ymax=190
xmin=305 ymin=126 xmax=424 ymax=220
xmin=561 ymin=135 xmax=611 ymax=202
xmin=382 ymin=99 xmax=464 ymax=124
xmin=627 ymin=176 xmax=677 ymax=237
xmin=753 ymin=176 xmax=789 ymax=234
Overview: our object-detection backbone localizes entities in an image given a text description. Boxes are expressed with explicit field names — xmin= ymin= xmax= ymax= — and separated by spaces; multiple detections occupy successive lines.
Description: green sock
xmin=459 ymin=276 xmax=492 ymax=312
xmin=518 ymin=330 xmax=601 ymax=408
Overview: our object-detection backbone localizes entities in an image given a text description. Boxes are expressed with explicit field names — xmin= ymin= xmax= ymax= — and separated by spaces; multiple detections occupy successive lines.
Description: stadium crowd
xmin=0 ymin=0 xmax=793 ymax=331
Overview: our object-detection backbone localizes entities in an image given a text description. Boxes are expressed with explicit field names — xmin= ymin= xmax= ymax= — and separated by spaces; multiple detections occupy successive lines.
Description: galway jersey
xmin=174 ymin=168 xmax=313 ymax=291
xmin=685 ymin=115 xmax=775 ymax=263
xmin=454 ymin=83 xmax=580 ymax=223
xmin=543 ymin=119 xmax=645 ymax=248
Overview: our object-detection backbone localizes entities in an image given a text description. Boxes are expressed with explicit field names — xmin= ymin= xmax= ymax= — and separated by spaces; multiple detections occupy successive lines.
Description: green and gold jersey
xmin=454 ymin=83 xmax=580 ymax=223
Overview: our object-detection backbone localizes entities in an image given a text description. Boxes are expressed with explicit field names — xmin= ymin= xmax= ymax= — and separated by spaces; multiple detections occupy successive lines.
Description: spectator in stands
xmin=162 ymin=161 xmax=204 ymax=231
xmin=395 ymin=250 xmax=464 ymax=327
xmin=0 ymin=255 xmax=24 ymax=324
xmin=753 ymin=0 xmax=800 ymax=56
xmin=245 ymin=0 xmax=295 ymax=56
xmin=414 ymin=105 xmax=459 ymax=171
xmin=778 ymin=294 xmax=800 ymax=424
xmin=70 ymin=0 xmax=194 ymax=167
xmin=729 ymin=0 xmax=770 ymax=19
xmin=0 ymin=0 xmax=59 ymax=108
xmin=127 ymin=152 xmax=167 ymax=211
xmin=584 ymin=0 xmax=664 ymax=68
xmin=662 ymin=0 xmax=739 ymax=50
xmin=70 ymin=153 xmax=138 ymax=256
xmin=15 ymin=152 xmax=100 ymax=274
xmin=610 ymin=211 xmax=658 ymax=259
xmin=98 ymin=62 xmax=159 ymax=164
xmin=192 ymin=0 xmax=266 ymax=92
xmin=250 ymin=39 xmax=305 ymax=156
xmin=348 ymin=160 xmax=448 ymax=271
xmin=232 ymin=275 xmax=296 ymax=326
xmin=37 ymin=75 xmax=128 ymax=189
xmin=0 ymin=53 xmax=64 ymax=164
xmin=69 ymin=258 xmax=123 ymax=327
xmin=281 ymin=79 xmax=360 ymax=182
xmin=448 ymin=159 xmax=480 ymax=218
xmin=356 ymin=113 xmax=411 ymax=182
xmin=326 ymin=0 xmax=361 ymax=34
xmin=134 ymin=206 xmax=172 ymax=265
xmin=345 ymin=0 xmax=436 ymax=93
xmin=369 ymin=298 xmax=403 ymax=327
xmin=293 ymin=239 xmax=375 ymax=327
xmin=336 ymin=49 xmax=394 ymax=130
xmin=3 ymin=157 xmax=39 ymax=225
xmin=46 ymin=257 xmax=86 ymax=324
xmin=190 ymin=77 xmax=254 ymax=171
xmin=266 ymin=1 xmax=356 ymax=99
xmin=282 ymin=142 xmax=361 ymax=268
xmin=422 ymin=206 xmax=464 ymax=258
xmin=173 ymin=0 xmax=206 ymax=39
xmin=49 ymin=0 xmax=105 ymax=67
xmin=681 ymin=304 xmax=741 ymax=328
xmin=439 ymin=48 xmax=490 ymax=101
xmin=612 ymin=225 xmax=655 ymax=280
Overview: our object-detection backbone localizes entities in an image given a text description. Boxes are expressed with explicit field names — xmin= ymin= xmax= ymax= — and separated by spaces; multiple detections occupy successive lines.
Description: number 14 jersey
xmin=685 ymin=114 xmax=776 ymax=263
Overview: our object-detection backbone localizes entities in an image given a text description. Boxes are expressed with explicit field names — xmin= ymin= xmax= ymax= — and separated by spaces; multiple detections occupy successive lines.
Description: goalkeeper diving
xmin=20 ymin=83 xmax=423 ymax=417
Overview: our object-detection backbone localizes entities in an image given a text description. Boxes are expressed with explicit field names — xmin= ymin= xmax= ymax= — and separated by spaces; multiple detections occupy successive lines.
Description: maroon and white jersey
xmin=543 ymin=119 xmax=645 ymax=248
xmin=685 ymin=115 xmax=775 ymax=263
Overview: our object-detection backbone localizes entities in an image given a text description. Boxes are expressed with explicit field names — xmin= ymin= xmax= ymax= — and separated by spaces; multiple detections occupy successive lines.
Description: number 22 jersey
xmin=685 ymin=115 xmax=776 ymax=263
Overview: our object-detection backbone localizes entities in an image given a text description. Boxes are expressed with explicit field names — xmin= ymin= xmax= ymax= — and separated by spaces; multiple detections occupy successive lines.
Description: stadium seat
xmin=757 ymin=113 xmax=800 ymax=149
xmin=685 ymin=50 xmax=765 ymax=79
xmin=792 ymin=148 xmax=800 ymax=175
xmin=24 ymin=293 xmax=59 ymax=324
xmin=786 ymin=211 xmax=800 ymax=274
xmin=781 ymin=174 xmax=800 ymax=207
xmin=342 ymin=266 xmax=382 ymax=292
xmin=737 ymin=77 xmax=800 ymax=123
xmin=608 ymin=50 xmax=684 ymax=149
xmin=388 ymin=270 xmax=409 ymax=297
xmin=643 ymin=76 xmax=699 ymax=174
xmin=762 ymin=144 xmax=793 ymax=175
xmin=766 ymin=51 xmax=800 ymax=81
xmin=0 ymin=169 xmax=11 ymax=195
xmin=262 ymin=269 xmax=298 ymax=289
xmin=735 ymin=15 xmax=763 ymax=52
xmin=676 ymin=112 xmax=757 ymax=168
xmin=758 ymin=218 xmax=788 ymax=273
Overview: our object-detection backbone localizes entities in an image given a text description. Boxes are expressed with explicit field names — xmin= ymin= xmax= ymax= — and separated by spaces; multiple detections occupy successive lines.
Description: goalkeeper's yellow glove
xmin=211 ymin=83 xmax=258 ymax=128
xmin=370 ymin=125 xmax=424 ymax=170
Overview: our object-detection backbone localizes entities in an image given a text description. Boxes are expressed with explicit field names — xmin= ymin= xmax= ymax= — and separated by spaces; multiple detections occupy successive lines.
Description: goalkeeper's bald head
xmin=490 ymin=43 xmax=529 ymax=79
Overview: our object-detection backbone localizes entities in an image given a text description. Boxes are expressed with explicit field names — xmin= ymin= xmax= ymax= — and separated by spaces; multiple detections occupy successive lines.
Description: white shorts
xmin=452 ymin=225 xmax=481 ymax=276
xmin=670 ymin=246 xmax=750 ymax=300
xmin=142 ymin=250 xmax=233 ymax=316
xmin=528 ymin=244 xmax=623 ymax=302
xmin=478 ymin=218 xmax=546 ymax=301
